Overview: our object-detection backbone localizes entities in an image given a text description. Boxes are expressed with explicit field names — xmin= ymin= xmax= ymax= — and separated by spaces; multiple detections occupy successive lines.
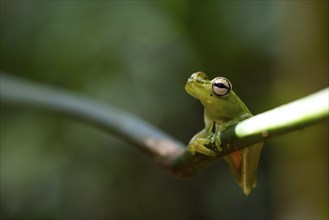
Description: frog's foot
xmin=188 ymin=138 xmax=216 ymax=157
xmin=215 ymin=135 xmax=223 ymax=152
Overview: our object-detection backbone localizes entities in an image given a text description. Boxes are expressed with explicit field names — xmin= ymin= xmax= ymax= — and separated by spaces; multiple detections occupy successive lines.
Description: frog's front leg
xmin=214 ymin=132 xmax=223 ymax=152
xmin=187 ymin=129 xmax=216 ymax=157
xmin=214 ymin=120 xmax=243 ymax=152
xmin=210 ymin=122 xmax=223 ymax=152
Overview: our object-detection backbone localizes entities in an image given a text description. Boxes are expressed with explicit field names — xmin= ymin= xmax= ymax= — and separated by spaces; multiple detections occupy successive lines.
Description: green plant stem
xmin=1 ymin=72 xmax=328 ymax=176
xmin=172 ymin=87 xmax=328 ymax=175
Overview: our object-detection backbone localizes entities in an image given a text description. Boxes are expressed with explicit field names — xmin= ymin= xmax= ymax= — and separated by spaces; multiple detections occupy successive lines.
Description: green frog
xmin=185 ymin=71 xmax=263 ymax=195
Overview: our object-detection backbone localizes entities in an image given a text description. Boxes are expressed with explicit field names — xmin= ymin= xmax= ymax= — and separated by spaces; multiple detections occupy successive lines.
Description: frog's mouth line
xmin=185 ymin=82 xmax=212 ymax=102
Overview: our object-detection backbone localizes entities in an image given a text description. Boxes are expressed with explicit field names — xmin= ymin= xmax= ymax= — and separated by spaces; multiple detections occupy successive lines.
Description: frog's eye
xmin=212 ymin=77 xmax=232 ymax=96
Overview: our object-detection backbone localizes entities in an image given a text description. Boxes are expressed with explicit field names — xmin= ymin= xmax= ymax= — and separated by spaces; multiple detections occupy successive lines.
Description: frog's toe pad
xmin=188 ymin=140 xmax=216 ymax=157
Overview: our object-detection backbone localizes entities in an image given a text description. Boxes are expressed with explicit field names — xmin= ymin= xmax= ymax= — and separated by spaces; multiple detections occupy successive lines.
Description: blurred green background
xmin=1 ymin=1 xmax=328 ymax=220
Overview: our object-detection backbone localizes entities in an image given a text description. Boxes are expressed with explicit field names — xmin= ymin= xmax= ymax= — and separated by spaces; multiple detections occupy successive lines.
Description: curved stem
xmin=0 ymin=73 xmax=186 ymax=169
xmin=1 ymin=72 xmax=328 ymax=176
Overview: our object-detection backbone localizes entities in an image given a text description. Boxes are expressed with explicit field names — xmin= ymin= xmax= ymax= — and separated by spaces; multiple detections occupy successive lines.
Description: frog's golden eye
xmin=212 ymin=77 xmax=232 ymax=96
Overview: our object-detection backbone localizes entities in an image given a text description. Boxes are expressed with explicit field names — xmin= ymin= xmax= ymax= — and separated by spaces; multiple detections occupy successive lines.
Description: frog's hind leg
xmin=224 ymin=142 xmax=263 ymax=195
xmin=187 ymin=130 xmax=216 ymax=157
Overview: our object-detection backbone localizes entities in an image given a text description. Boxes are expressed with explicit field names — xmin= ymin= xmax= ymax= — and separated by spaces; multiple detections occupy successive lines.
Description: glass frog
xmin=185 ymin=72 xmax=263 ymax=195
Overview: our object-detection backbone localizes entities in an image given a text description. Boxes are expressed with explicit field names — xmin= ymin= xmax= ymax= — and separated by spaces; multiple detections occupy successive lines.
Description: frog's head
xmin=185 ymin=72 xmax=250 ymax=120
xmin=185 ymin=71 xmax=231 ymax=100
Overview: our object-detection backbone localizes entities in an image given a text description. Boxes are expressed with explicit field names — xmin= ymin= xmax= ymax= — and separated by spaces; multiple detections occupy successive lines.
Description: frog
xmin=185 ymin=71 xmax=263 ymax=195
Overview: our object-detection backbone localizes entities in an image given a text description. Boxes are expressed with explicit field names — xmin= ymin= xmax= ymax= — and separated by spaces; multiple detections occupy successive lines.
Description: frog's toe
xmin=215 ymin=136 xmax=223 ymax=152
xmin=188 ymin=141 xmax=216 ymax=157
